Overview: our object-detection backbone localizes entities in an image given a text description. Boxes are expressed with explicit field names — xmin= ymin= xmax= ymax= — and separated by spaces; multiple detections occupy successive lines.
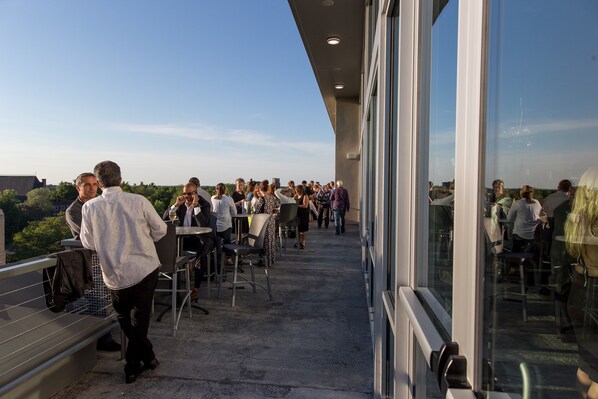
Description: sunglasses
xmin=183 ymin=192 xmax=195 ymax=196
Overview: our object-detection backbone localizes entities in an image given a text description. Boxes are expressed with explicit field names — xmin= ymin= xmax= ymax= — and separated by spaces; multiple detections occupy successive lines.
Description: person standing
xmin=506 ymin=185 xmax=542 ymax=252
xmin=330 ymin=180 xmax=350 ymax=235
xmin=294 ymin=185 xmax=310 ymax=249
xmin=211 ymin=182 xmax=237 ymax=245
xmin=65 ymin=172 xmax=121 ymax=352
xmin=189 ymin=177 xmax=212 ymax=211
xmin=80 ymin=161 xmax=167 ymax=384
xmin=254 ymin=180 xmax=280 ymax=266
xmin=315 ymin=184 xmax=331 ymax=229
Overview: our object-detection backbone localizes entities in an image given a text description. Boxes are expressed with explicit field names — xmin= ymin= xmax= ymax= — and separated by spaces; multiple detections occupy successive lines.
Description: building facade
xmin=290 ymin=0 xmax=598 ymax=398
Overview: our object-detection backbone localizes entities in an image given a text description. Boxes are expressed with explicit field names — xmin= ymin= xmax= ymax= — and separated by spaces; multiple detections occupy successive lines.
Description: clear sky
xmin=0 ymin=0 xmax=335 ymax=186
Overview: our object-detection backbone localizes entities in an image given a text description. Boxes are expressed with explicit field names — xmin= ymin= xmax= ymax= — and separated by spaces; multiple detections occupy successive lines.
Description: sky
xmin=427 ymin=0 xmax=598 ymax=190
xmin=0 ymin=0 xmax=335 ymax=186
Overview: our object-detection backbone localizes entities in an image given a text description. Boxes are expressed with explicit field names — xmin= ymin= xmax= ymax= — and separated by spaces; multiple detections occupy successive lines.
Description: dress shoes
xmin=124 ymin=363 xmax=144 ymax=384
xmin=143 ymin=358 xmax=160 ymax=371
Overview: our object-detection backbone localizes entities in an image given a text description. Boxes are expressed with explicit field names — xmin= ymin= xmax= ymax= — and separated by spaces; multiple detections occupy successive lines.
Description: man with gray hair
xmin=65 ymin=171 xmax=121 ymax=352
xmin=80 ymin=161 xmax=167 ymax=384
xmin=330 ymin=180 xmax=350 ymax=235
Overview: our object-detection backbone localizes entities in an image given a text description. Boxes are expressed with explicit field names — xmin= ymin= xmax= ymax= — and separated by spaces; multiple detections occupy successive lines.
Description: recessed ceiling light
xmin=321 ymin=0 xmax=334 ymax=6
xmin=334 ymin=84 xmax=344 ymax=90
xmin=327 ymin=37 xmax=341 ymax=45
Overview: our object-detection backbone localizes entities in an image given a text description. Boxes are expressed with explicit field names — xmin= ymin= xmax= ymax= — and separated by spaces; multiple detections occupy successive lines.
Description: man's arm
xmin=79 ymin=205 xmax=95 ymax=250
xmin=143 ymin=198 xmax=167 ymax=241
xmin=65 ymin=203 xmax=82 ymax=239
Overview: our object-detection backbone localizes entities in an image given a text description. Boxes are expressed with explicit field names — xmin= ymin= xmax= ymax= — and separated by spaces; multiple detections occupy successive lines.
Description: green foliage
xmin=122 ymin=183 xmax=180 ymax=215
xmin=0 ymin=189 xmax=24 ymax=243
xmin=11 ymin=213 xmax=72 ymax=261
xmin=6 ymin=182 xmax=235 ymax=262
xmin=49 ymin=181 xmax=78 ymax=202
xmin=23 ymin=187 xmax=54 ymax=220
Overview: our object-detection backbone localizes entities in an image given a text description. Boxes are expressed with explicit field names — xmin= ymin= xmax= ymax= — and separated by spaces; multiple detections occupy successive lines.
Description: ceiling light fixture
xmin=327 ymin=37 xmax=341 ymax=45
xmin=334 ymin=84 xmax=344 ymax=90
xmin=321 ymin=0 xmax=334 ymax=6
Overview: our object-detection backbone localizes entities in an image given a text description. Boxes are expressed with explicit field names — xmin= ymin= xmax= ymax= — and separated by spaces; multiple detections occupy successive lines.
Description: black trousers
xmin=111 ymin=268 xmax=159 ymax=371
xmin=317 ymin=205 xmax=330 ymax=228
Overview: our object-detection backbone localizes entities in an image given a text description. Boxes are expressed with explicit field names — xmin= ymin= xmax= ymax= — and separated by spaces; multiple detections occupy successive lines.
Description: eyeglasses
xmin=183 ymin=192 xmax=195 ymax=196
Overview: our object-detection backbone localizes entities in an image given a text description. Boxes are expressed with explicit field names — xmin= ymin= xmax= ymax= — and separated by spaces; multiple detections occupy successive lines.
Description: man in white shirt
xmin=80 ymin=161 xmax=166 ymax=384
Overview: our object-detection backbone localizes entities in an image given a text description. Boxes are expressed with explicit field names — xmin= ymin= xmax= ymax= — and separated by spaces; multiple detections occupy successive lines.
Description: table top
xmin=176 ymin=226 xmax=212 ymax=235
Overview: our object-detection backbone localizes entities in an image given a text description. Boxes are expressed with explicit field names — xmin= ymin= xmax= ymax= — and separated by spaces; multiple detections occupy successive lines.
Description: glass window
xmin=417 ymin=0 xmax=458 ymax=334
xmin=387 ymin=2 xmax=400 ymax=293
xmin=481 ymin=1 xmax=598 ymax=397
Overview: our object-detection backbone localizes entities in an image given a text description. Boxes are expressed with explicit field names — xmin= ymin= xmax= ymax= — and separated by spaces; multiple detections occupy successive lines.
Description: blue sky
xmin=0 ymin=0 xmax=335 ymax=186
xmin=428 ymin=0 xmax=598 ymax=190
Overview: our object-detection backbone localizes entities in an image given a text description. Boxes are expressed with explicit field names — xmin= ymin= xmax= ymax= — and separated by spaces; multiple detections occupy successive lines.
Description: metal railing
xmin=0 ymin=248 xmax=115 ymax=397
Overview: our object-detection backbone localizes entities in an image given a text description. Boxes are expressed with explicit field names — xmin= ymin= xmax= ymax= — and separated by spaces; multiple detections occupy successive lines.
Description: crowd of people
xmin=484 ymin=174 xmax=598 ymax=396
xmin=63 ymin=161 xmax=351 ymax=384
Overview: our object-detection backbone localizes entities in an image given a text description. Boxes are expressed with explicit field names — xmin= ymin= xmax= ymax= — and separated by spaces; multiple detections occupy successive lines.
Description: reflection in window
xmin=481 ymin=1 xmax=598 ymax=398
xmin=387 ymin=2 xmax=400 ymax=292
xmin=418 ymin=0 xmax=458 ymax=332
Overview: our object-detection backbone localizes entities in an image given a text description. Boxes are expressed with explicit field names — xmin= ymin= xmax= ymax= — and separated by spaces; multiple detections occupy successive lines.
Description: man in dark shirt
xmin=65 ymin=172 xmax=121 ymax=352
xmin=330 ymin=180 xmax=350 ymax=235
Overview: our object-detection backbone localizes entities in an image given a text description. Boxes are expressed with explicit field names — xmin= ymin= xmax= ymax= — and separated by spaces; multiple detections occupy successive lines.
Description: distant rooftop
xmin=0 ymin=175 xmax=46 ymax=199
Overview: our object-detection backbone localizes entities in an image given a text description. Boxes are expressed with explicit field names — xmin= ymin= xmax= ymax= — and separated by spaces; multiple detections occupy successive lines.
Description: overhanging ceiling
xmin=288 ymin=0 xmax=365 ymax=132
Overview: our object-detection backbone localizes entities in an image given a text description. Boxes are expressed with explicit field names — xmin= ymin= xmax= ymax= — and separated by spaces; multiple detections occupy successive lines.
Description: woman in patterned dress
xmin=253 ymin=179 xmax=280 ymax=268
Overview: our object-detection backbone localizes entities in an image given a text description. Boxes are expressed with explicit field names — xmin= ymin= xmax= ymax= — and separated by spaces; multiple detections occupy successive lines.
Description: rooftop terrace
xmin=49 ymin=222 xmax=373 ymax=399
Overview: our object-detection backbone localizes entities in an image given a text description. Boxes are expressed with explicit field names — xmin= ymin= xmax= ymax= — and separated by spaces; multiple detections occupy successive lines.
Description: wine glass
xmin=168 ymin=208 xmax=177 ymax=221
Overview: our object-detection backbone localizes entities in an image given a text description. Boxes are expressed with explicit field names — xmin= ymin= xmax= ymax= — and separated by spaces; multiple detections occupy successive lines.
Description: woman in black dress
xmin=294 ymin=185 xmax=310 ymax=249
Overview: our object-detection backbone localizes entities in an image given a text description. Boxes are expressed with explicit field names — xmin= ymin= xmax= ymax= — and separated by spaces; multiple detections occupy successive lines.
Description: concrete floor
xmin=51 ymin=221 xmax=373 ymax=399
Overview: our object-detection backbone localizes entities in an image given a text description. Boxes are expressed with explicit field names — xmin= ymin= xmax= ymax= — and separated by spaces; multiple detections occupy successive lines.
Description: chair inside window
xmin=485 ymin=214 xmax=537 ymax=322
xmin=153 ymin=222 xmax=194 ymax=336
xmin=219 ymin=213 xmax=272 ymax=307
xmin=277 ymin=202 xmax=299 ymax=255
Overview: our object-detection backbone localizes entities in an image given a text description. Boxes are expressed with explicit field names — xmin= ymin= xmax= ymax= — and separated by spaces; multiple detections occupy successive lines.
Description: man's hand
xmin=175 ymin=195 xmax=185 ymax=207
xmin=192 ymin=193 xmax=199 ymax=207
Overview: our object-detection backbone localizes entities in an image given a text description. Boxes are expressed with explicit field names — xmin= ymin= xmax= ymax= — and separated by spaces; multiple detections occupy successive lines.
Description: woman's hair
xmin=268 ymin=184 xmax=276 ymax=195
xmin=520 ymin=185 xmax=534 ymax=203
xmin=246 ymin=181 xmax=256 ymax=195
xmin=295 ymin=184 xmax=305 ymax=196
xmin=259 ymin=179 xmax=269 ymax=193
xmin=215 ymin=183 xmax=226 ymax=199
xmin=566 ymin=166 xmax=598 ymax=260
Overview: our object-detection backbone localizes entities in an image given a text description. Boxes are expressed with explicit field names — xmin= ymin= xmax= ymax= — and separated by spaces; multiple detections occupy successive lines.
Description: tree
xmin=49 ymin=181 xmax=78 ymax=202
xmin=23 ymin=187 xmax=54 ymax=221
xmin=0 ymin=189 xmax=24 ymax=243
xmin=11 ymin=214 xmax=72 ymax=261
xmin=148 ymin=186 xmax=179 ymax=215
